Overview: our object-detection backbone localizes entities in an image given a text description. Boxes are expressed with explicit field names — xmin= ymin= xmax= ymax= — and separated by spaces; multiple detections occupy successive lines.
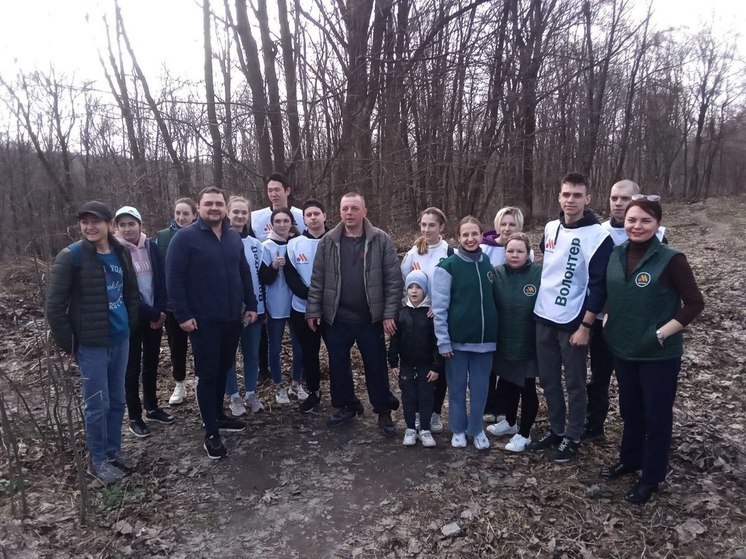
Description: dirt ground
xmin=0 ymin=197 xmax=744 ymax=558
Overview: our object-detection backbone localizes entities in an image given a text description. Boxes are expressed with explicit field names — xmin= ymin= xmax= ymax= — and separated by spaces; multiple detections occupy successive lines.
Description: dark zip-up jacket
xmin=387 ymin=305 xmax=444 ymax=374
xmin=493 ymin=261 xmax=542 ymax=361
xmin=166 ymin=217 xmax=257 ymax=323
xmin=46 ymin=235 xmax=139 ymax=353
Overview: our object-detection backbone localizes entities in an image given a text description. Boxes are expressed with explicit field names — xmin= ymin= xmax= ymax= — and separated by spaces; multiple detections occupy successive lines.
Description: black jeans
xmin=484 ymin=360 xmax=509 ymax=417
xmin=290 ymin=310 xmax=326 ymax=393
xmin=189 ymin=320 xmax=243 ymax=437
xmin=125 ymin=319 xmax=163 ymax=420
xmin=615 ymin=356 xmax=681 ymax=485
xmin=502 ymin=378 xmax=539 ymax=438
xmin=165 ymin=311 xmax=189 ymax=382
xmin=432 ymin=369 xmax=447 ymax=415
xmin=325 ymin=320 xmax=399 ymax=413
xmin=399 ymin=366 xmax=436 ymax=431
xmin=586 ymin=319 xmax=614 ymax=432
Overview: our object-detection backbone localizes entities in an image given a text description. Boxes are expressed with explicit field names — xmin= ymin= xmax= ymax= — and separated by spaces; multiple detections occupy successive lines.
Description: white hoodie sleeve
xmin=431 ymin=265 xmax=453 ymax=354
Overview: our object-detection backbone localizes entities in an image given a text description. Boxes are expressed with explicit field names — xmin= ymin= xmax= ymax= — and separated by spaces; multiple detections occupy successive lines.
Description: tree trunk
xmin=203 ymin=0 xmax=223 ymax=187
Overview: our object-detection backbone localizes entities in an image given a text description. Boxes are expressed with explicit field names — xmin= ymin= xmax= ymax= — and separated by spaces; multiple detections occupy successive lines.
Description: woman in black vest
xmin=601 ymin=197 xmax=704 ymax=504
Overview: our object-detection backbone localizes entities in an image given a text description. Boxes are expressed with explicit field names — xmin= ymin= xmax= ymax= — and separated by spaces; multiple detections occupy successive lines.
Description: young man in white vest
xmin=249 ymin=173 xmax=306 ymax=241
xmin=530 ymin=172 xmax=614 ymax=462
xmin=285 ymin=200 xmax=329 ymax=412
xmin=583 ymin=179 xmax=667 ymax=443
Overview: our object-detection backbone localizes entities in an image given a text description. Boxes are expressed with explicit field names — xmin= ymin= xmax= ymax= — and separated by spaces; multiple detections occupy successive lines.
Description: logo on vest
xmin=295 ymin=253 xmax=308 ymax=263
xmin=523 ymin=284 xmax=537 ymax=297
xmin=412 ymin=262 xmax=422 ymax=270
xmin=634 ymin=272 xmax=651 ymax=287
xmin=487 ymin=271 xmax=494 ymax=283
xmin=545 ymin=238 xmax=555 ymax=250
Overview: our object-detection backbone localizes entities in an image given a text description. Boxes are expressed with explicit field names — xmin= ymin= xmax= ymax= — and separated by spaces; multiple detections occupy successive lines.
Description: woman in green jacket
xmin=601 ymin=197 xmax=704 ymax=504
xmin=486 ymin=233 xmax=542 ymax=452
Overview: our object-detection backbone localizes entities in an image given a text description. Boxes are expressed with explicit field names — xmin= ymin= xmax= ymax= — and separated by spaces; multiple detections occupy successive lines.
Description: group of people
xmin=45 ymin=171 xmax=703 ymax=505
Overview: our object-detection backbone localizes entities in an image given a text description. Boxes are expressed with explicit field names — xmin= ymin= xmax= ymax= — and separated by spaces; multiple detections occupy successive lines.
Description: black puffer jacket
xmin=387 ymin=305 xmax=444 ymax=374
xmin=46 ymin=236 xmax=139 ymax=353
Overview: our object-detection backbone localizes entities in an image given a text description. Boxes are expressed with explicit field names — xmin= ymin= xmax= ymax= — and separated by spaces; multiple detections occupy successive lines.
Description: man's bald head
xmin=609 ymin=180 xmax=640 ymax=221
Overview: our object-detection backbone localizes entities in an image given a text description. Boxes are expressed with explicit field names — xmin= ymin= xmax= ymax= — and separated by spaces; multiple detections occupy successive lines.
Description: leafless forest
xmin=0 ymin=0 xmax=744 ymax=260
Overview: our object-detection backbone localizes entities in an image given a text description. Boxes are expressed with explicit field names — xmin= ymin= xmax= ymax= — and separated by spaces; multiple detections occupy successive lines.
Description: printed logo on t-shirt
xmin=523 ymin=284 xmax=537 ymax=297
xmin=635 ymin=272 xmax=651 ymax=287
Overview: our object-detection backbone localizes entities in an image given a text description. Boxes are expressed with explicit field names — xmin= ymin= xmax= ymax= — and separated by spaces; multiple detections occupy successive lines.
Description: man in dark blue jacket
xmin=166 ymin=187 xmax=258 ymax=459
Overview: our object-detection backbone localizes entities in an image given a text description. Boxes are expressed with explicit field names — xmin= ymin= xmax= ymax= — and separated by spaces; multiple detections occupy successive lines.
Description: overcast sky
xmin=0 ymin=0 xmax=743 ymax=85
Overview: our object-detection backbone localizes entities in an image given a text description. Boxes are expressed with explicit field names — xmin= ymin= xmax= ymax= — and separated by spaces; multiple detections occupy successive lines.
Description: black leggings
xmin=503 ymin=378 xmax=538 ymax=438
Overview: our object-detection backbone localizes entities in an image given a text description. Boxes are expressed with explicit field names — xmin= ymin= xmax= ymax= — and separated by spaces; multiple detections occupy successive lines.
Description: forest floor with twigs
xmin=0 ymin=197 xmax=744 ymax=558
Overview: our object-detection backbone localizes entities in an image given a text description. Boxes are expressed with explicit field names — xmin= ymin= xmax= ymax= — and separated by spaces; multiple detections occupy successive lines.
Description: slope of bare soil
xmin=0 ymin=197 xmax=744 ymax=558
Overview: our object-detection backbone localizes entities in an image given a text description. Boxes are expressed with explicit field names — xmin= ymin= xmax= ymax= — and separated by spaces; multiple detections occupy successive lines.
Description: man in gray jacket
xmin=306 ymin=192 xmax=402 ymax=433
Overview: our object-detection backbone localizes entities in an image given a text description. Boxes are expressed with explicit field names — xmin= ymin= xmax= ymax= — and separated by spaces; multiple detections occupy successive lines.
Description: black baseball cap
xmin=77 ymin=201 xmax=113 ymax=221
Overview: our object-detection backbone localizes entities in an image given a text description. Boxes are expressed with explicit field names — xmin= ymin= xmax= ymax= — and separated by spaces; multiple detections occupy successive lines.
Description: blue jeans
xmin=225 ymin=319 xmax=264 ymax=395
xmin=266 ymin=316 xmax=303 ymax=385
xmin=76 ymin=338 xmax=129 ymax=464
xmin=445 ymin=350 xmax=493 ymax=436
xmin=325 ymin=320 xmax=399 ymax=413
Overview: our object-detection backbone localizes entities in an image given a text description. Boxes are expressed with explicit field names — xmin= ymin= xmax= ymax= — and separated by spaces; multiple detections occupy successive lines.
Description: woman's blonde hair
xmin=414 ymin=207 xmax=447 ymax=255
xmin=227 ymin=195 xmax=250 ymax=210
xmin=493 ymin=206 xmax=525 ymax=232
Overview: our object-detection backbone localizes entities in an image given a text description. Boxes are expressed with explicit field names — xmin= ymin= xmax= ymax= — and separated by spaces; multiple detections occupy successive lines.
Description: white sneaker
xmin=291 ymin=383 xmax=309 ymax=402
xmin=486 ymin=419 xmax=518 ymax=437
xmin=451 ymin=432 xmax=467 ymax=448
xmin=419 ymin=430 xmax=436 ymax=447
xmin=504 ymin=433 xmax=531 ymax=452
xmin=473 ymin=431 xmax=490 ymax=450
xmin=403 ymin=428 xmax=417 ymax=446
xmin=482 ymin=413 xmax=496 ymax=423
xmin=414 ymin=413 xmax=420 ymax=431
xmin=229 ymin=394 xmax=247 ymax=417
xmin=275 ymin=387 xmax=290 ymax=405
xmin=430 ymin=413 xmax=443 ymax=433
xmin=169 ymin=381 xmax=186 ymax=405
xmin=245 ymin=392 xmax=264 ymax=413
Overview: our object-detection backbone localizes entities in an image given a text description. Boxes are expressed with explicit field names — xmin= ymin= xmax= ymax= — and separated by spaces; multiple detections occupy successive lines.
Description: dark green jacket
xmin=493 ymin=261 xmax=542 ymax=361
xmin=46 ymin=236 xmax=139 ymax=353
xmin=604 ymin=237 xmax=682 ymax=360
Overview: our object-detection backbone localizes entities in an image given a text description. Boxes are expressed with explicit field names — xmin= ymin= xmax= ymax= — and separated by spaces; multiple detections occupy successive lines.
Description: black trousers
xmin=485 ymin=368 xmax=509 ymax=417
xmin=125 ymin=319 xmax=164 ymax=420
xmin=586 ymin=319 xmax=614 ymax=432
xmin=290 ymin=310 xmax=326 ymax=393
xmin=615 ymin=357 xmax=681 ymax=485
xmin=432 ymin=369 xmax=447 ymax=414
xmin=502 ymin=378 xmax=539 ymax=438
xmin=189 ymin=320 xmax=242 ymax=438
xmin=165 ymin=311 xmax=189 ymax=382
xmin=399 ymin=366 xmax=436 ymax=431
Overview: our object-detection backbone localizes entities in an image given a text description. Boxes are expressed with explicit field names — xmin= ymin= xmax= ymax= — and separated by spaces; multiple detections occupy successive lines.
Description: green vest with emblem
xmin=438 ymin=255 xmax=497 ymax=345
xmin=603 ymin=237 xmax=683 ymax=360
xmin=493 ymin=262 xmax=542 ymax=361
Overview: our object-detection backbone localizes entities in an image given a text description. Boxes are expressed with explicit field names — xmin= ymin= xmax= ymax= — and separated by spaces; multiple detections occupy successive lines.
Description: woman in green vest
xmin=601 ymin=197 xmax=704 ymax=504
xmin=486 ymin=233 xmax=542 ymax=452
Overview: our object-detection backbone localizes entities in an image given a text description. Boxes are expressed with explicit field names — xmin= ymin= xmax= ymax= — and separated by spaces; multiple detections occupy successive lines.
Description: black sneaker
xmin=217 ymin=416 xmax=246 ymax=433
xmin=552 ymin=437 xmax=580 ymax=463
xmin=580 ymin=426 xmax=605 ymax=443
xmin=377 ymin=411 xmax=396 ymax=437
xmin=328 ymin=407 xmax=356 ymax=427
xmin=299 ymin=391 xmax=321 ymax=413
xmin=527 ymin=430 xmax=561 ymax=452
xmin=128 ymin=419 xmax=152 ymax=438
xmin=145 ymin=407 xmax=176 ymax=425
xmin=204 ymin=434 xmax=228 ymax=460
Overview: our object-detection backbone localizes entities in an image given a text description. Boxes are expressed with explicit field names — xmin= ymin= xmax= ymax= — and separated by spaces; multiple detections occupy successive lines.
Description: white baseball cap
xmin=114 ymin=206 xmax=142 ymax=223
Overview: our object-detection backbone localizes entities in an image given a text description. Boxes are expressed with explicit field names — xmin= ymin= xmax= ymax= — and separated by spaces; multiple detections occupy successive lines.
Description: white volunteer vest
xmin=480 ymin=244 xmax=506 ymax=268
xmin=261 ymin=239 xmax=293 ymax=318
xmin=601 ymin=220 xmax=666 ymax=246
xmin=286 ymin=235 xmax=322 ymax=313
xmin=534 ymin=220 xmax=609 ymax=324
xmin=251 ymin=206 xmax=305 ymax=242
xmin=242 ymin=236 xmax=266 ymax=315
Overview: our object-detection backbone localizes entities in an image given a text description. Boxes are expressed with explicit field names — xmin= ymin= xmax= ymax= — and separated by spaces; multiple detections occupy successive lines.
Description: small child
xmin=388 ymin=270 xmax=443 ymax=447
